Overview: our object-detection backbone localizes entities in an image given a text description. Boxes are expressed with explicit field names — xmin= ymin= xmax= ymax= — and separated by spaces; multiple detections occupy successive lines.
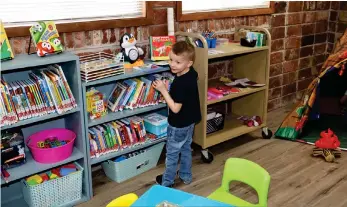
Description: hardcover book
xmin=29 ymin=21 xmax=64 ymax=57
xmin=0 ymin=21 xmax=14 ymax=61
xmin=149 ymin=36 xmax=175 ymax=61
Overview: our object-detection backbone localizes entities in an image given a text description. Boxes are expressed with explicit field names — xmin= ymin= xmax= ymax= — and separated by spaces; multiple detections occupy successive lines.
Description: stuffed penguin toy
xmin=120 ymin=33 xmax=144 ymax=64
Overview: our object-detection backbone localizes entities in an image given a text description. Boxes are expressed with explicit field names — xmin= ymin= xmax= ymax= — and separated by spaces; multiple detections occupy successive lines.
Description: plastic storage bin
xmin=143 ymin=113 xmax=168 ymax=136
xmin=102 ymin=142 xmax=165 ymax=183
xmin=22 ymin=162 xmax=83 ymax=207
xmin=26 ymin=128 xmax=76 ymax=164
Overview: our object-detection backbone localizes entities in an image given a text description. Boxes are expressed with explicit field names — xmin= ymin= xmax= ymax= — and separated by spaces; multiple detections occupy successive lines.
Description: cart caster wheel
xmin=201 ymin=149 xmax=214 ymax=163
xmin=261 ymin=127 xmax=273 ymax=139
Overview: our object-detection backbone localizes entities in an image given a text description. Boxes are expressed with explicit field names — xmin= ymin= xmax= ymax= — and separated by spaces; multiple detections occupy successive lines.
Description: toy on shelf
xmin=36 ymin=137 xmax=70 ymax=149
xmin=312 ymin=129 xmax=342 ymax=162
xmin=1 ymin=131 xmax=26 ymax=170
xmin=29 ymin=21 xmax=64 ymax=56
xmin=119 ymin=33 xmax=144 ymax=69
xmin=27 ymin=128 xmax=76 ymax=164
xmin=25 ymin=163 xmax=78 ymax=186
xmin=238 ymin=115 xmax=262 ymax=127
xmin=86 ymin=88 xmax=107 ymax=120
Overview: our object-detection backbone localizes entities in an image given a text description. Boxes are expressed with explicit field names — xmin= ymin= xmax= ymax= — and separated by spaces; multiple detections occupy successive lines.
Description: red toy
xmin=315 ymin=128 xmax=340 ymax=149
xmin=40 ymin=173 xmax=49 ymax=182
xmin=239 ymin=116 xmax=262 ymax=127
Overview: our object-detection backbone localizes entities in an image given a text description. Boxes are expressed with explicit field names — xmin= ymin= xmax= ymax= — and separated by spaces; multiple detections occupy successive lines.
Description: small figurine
xmin=312 ymin=129 xmax=342 ymax=162
xmin=119 ymin=33 xmax=144 ymax=69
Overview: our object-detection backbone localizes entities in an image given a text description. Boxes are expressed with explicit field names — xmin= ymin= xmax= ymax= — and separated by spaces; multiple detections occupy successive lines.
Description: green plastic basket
xmin=22 ymin=162 xmax=83 ymax=207
xmin=102 ymin=142 xmax=165 ymax=183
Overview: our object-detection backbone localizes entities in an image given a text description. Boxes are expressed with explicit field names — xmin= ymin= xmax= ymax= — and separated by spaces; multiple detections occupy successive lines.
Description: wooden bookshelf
xmin=175 ymin=26 xmax=272 ymax=161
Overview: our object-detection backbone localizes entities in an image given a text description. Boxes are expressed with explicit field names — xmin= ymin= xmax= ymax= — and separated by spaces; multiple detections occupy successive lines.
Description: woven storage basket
xmin=102 ymin=142 xmax=164 ymax=183
xmin=22 ymin=162 xmax=83 ymax=207
xmin=206 ymin=113 xmax=225 ymax=134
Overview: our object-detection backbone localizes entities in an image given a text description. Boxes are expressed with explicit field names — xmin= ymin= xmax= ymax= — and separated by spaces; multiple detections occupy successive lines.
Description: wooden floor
xmin=78 ymin=105 xmax=347 ymax=207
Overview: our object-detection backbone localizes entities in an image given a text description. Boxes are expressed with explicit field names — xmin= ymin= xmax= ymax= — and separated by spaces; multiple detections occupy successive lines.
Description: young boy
xmin=153 ymin=41 xmax=201 ymax=187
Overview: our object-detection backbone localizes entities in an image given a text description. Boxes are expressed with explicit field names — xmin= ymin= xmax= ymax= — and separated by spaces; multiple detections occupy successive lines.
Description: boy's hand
xmin=153 ymin=79 xmax=167 ymax=93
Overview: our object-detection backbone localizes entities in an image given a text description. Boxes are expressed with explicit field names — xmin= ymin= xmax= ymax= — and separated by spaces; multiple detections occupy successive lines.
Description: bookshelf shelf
xmin=1 ymin=147 xmax=83 ymax=185
xmin=1 ymin=107 xmax=80 ymax=130
xmin=207 ymin=86 xmax=267 ymax=105
xmin=90 ymin=137 xmax=167 ymax=165
xmin=0 ymin=52 xmax=91 ymax=206
xmin=88 ymin=103 xmax=167 ymax=127
xmin=175 ymin=26 xmax=272 ymax=160
xmin=83 ymin=66 xmax=170 ymax=87
xmin=1 ymin=53 xmax=78 ymax=72
xmin=208 ymin=44 xmax=269 ymax=60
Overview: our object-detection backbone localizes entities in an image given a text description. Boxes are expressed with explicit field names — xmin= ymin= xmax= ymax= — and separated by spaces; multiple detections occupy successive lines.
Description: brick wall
xmin=7 ymin=1 xmax=337 ymax=111
xmin=328 ymin=1 xmax=347 ymax=52
xmin=268 ymin=1 xmax=332 ymax=111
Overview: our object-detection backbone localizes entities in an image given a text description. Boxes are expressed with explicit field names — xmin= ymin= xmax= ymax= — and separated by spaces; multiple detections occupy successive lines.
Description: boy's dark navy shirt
xmin=168 ymin=67 xmax=201 ymax=128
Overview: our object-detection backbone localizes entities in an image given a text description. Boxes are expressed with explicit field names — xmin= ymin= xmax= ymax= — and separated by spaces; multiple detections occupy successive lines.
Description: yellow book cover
xmin=0 ymin=21 xmax=14 ymax=61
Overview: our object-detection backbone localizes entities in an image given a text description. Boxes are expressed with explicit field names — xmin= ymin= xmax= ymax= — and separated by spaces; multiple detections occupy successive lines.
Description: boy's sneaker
xmin=155 ymin=174 xmax=174 ymax=188
xmin=177 ymin=171 xmax=192 ymax=185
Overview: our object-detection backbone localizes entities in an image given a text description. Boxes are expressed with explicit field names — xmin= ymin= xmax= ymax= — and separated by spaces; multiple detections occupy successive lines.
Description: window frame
xmin=176 ymin=1 xmax=275 ymax=22
xmin=5 ymin=1 xmax=154 ymax=38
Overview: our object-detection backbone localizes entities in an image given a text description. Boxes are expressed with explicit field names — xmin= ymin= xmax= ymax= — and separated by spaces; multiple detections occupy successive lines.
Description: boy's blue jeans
xmin=162 ymin=123 xmax=195 ymax=187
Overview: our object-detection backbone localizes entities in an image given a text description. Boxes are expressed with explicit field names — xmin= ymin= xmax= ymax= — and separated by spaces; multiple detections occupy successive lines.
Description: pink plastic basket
xmin=26 ymin=128 xmax=76 ymax=164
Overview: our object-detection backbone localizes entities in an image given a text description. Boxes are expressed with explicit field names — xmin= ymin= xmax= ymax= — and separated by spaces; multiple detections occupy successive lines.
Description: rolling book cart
xmin=80 ymin=58 xmax=171 ymax=196
xmin=175 ymin=26 xmax=272 ymax=163
xmin=0 ymin=52 xmax=90 ymax=207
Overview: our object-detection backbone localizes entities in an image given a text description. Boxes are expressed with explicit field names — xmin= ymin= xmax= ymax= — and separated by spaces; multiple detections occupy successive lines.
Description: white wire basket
xmin=80 ymin=52 xmax=125 ymax=82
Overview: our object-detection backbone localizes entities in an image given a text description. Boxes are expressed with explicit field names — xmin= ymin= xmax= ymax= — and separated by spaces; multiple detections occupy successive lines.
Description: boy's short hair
xmin=171 ymin=41 xmax=195 ymax=62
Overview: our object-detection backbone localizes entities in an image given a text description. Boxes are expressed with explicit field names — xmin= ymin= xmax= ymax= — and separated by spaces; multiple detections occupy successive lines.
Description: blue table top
xmin=131 ymin=185 xmax=234 ymax=207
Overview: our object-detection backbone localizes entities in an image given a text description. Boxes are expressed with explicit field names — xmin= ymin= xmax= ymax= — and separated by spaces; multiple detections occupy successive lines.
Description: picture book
xmin=0 ymin=65 xmax=77 ymax=127
xmin=29 ymin=21 xmax=64 ymax=57
xmin=150 ymin=36 xmax=176 ymax=61
xmin=0 ymin=21 xmax=14 ymax=61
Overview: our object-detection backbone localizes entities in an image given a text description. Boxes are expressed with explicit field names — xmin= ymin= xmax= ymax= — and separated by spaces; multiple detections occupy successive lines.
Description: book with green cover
xmin=29 ymin=21 xmax=64 ymax=57
xmin=0 ymin=21 xmax=14 ymax=61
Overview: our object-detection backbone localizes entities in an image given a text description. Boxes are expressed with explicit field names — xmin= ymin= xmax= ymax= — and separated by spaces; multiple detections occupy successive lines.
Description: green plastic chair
xmin=208 ymin=158 xmax=271 ymax=207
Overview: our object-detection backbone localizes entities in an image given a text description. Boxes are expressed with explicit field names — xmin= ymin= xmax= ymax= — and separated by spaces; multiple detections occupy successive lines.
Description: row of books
xmin=107 ymin=72 xmax=174 ymax=112
xmin=0 ymin=65 xmax=77 ymax=127
xmin=89 ymin=115 xmax=154 ymax=159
